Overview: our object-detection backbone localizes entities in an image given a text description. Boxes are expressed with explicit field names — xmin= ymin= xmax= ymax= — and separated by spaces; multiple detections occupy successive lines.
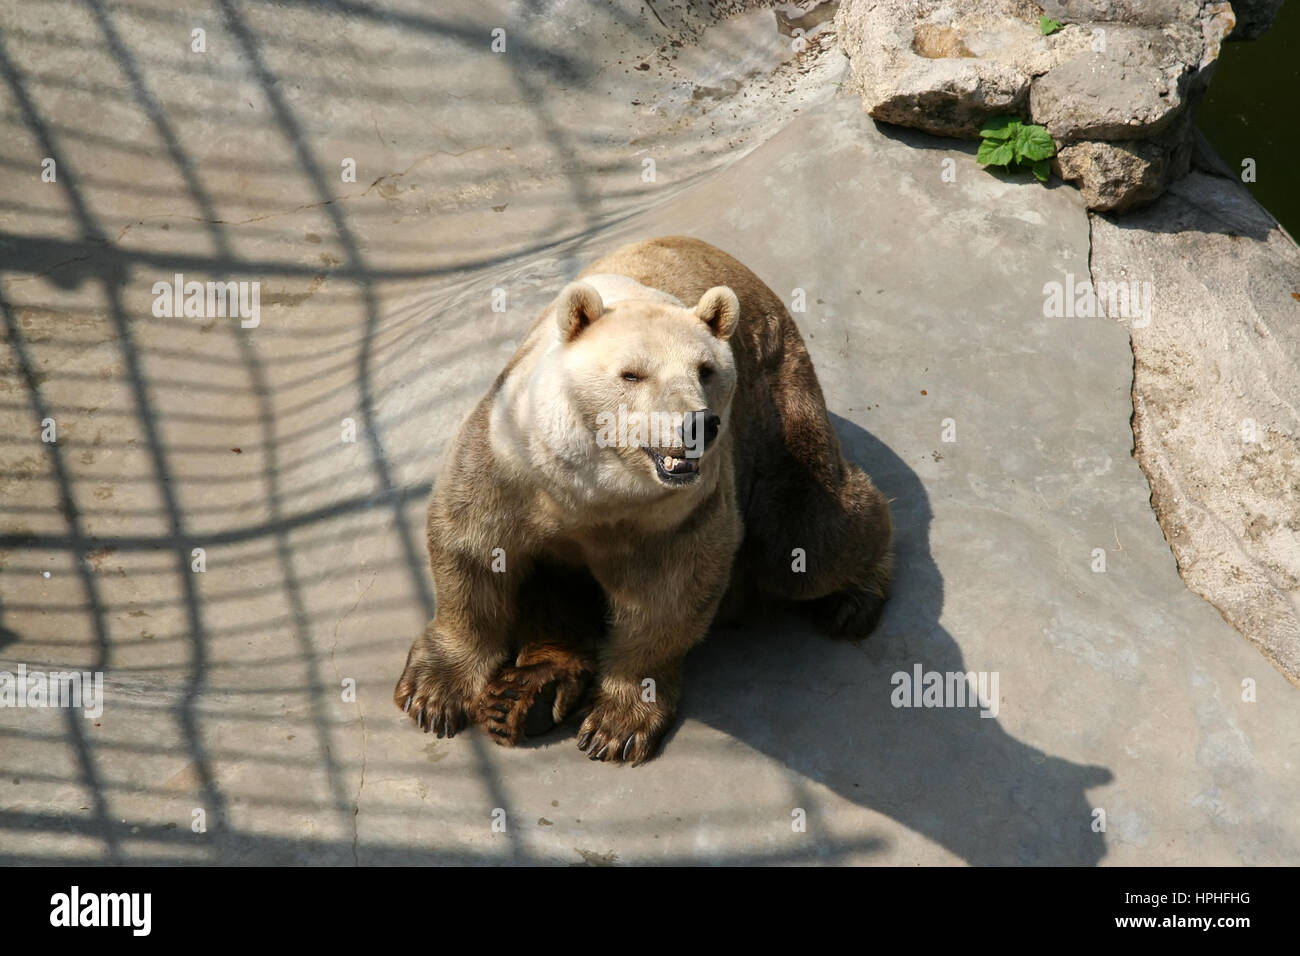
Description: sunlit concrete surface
xmin=1 ymin=0 xmax=1297 ymax=865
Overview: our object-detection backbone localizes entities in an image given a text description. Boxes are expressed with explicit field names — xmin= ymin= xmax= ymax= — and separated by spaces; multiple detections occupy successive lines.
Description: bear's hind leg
xmin=804 ymin=555 xmax=891 ymax=638
xmin=477 ymin=641 xmax=596 ymax=744
xmin=475 ymin=564 xmax=605 ymax=745
xmin=752 ymin=461 xmax=893 ymax=640
xmin=805 ymin=464 xmax=893 ymax=640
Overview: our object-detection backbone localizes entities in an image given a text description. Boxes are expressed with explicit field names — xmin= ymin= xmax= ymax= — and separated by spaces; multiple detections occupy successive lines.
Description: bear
xmin=394 ymin=236 xmax=892 ymax=765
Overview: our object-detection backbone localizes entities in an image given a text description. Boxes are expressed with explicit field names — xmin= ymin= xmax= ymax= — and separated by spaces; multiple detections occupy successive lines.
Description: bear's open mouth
xmin=644 ymin=447 xmax=700 ymax=485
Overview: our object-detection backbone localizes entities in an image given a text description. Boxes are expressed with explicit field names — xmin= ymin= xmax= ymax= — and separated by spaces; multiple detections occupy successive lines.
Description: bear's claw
xmin=394 ymin=658 xmax=472 ymax=739
xmin=474 ymin=653 xmax=591 ymax=746
xmin=576 ymin=699 xmax=667 ymax=766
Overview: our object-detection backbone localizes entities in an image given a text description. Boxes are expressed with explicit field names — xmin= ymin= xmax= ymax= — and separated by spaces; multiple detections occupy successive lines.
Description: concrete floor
xmin=1 ymin=0 xmax=1296 ymax=865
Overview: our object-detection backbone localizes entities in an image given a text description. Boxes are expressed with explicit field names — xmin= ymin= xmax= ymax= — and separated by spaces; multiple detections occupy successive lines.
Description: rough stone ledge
xmin=835 ymin=0 xmax=1278 ymax=212
xmin=1089 ymin=169 xmax=1300 ymax=683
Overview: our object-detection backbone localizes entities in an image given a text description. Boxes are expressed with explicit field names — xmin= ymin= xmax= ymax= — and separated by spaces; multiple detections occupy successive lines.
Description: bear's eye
xmin=621 ymin=371 xmax=642 ymax=383
xmin=699 ymin=364 xmax=715 ymax=381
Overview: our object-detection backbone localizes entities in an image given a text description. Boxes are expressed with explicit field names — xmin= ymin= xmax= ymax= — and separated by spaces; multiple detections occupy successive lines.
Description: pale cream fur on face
xmin=488 ymin=279 xmax=738 ymax=511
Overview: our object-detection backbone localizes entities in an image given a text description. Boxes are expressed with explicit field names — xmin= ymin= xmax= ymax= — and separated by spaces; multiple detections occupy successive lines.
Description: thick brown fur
xmin=394 ymin=237 xmax=892 ymax=765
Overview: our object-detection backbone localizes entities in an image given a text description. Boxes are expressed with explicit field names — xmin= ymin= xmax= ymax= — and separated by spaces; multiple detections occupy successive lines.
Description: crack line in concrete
xmin=330 ymin=569 xmax=377 ymax=866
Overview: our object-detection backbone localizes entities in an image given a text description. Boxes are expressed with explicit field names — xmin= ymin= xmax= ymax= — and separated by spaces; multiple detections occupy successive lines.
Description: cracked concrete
xmin=1 ymin=0 xmax=1297 ymax=865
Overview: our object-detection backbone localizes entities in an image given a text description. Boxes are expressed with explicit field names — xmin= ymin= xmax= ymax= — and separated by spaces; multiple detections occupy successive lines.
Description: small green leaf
xmin=1032 ymin=159 xmax=1051 ymax=182
xmin=1014 ymin=123 xmax=1057 ymax=162
xmin=1039 ymin=16 xmax=1064 ymax=35
xmin=978 ymin=114 xmax=1020 ymax=141
xmin=977 ymin=139 xmax=1015 ymax=166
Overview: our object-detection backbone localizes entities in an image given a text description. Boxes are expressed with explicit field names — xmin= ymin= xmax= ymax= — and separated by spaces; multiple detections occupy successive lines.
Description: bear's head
xmin=540 ymin=280 xmax=740 ymax=499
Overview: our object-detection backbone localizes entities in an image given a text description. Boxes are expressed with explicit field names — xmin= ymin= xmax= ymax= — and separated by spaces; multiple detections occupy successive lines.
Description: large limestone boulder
xmin=834 ymin=0 xmax=1245 ymax=211
xmin=1090 ymin=170 xmax=1300 ymax=681
xmin=1028 ymin=24 xmax=1208 ymax=141
xmin=1053 ymin=139 xmax=1171 ymax=210
xmin=835 ymin=0 xmax=1084 ymax=137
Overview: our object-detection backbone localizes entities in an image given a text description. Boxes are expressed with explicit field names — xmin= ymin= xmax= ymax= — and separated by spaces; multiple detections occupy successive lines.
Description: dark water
xmin=1197 ymin=2 xmax=1300 ymax=236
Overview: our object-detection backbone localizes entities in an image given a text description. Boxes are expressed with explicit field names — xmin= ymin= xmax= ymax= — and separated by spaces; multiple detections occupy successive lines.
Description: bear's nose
xmin=684 ymin=409 xmax=721 ymax=455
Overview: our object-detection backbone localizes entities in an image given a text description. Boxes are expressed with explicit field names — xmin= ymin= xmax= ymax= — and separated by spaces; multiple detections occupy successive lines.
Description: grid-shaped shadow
xmin=1 ymin=0 xmax=1117 ymax=866
xmin=0 ymin=0 xmax=855 ymax=865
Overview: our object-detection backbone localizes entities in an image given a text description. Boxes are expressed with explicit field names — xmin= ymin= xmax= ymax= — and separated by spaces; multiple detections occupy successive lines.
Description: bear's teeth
xmin=664 ymin=456 xmax=676 ymax=469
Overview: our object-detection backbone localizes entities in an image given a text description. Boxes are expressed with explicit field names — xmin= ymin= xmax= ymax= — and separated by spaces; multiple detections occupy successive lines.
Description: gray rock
xmin=835 ymin=0 xmax=1086 ymax=137
xmin=1089 ymin=170 xmax=1300 ymax=681
xmin=1038 ymin=0 xmax=1207 ymax=27
xmin=836 ymin=0 xmax=1242 ymax=211
xmin=1054 ymin=139 xmax=1171 ymax=211
xmin=853 ymin=62 xmax=1030 ymax=139
xmin=1028 ymin=25 xmax=1206 ymax=141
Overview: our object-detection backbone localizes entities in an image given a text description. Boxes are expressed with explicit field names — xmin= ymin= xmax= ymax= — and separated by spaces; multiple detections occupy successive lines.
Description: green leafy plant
xmin=976 ymin=114 xmax=1056 ymax=182
xmin=1039 ymin=16 xmax=1064 ymax=35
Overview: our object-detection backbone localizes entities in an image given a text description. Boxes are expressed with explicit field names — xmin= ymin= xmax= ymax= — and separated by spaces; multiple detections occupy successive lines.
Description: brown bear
xmin=394 ymin=236 xmax=892 ymax=765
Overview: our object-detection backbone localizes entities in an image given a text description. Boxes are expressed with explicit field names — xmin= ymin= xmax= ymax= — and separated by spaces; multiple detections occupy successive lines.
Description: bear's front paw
xmin=475 ymin=656 xmax=592 ymax=746
xmin=576 ymin=696 xmax=672 ymax=766
xmin=394 ymin=658 xmax=472 ymax=739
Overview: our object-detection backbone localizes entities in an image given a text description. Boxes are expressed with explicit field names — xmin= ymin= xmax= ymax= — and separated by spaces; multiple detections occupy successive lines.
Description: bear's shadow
xmin=679 ymin=413 xmax=1114 ymax=865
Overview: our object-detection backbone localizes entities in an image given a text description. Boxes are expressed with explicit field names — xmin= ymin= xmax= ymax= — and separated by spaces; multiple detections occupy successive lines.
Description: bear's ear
xmin=695 ymin=286 xmax=740 ymax=341
xmin=555 ymin=282 xmax=605 ymax=342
